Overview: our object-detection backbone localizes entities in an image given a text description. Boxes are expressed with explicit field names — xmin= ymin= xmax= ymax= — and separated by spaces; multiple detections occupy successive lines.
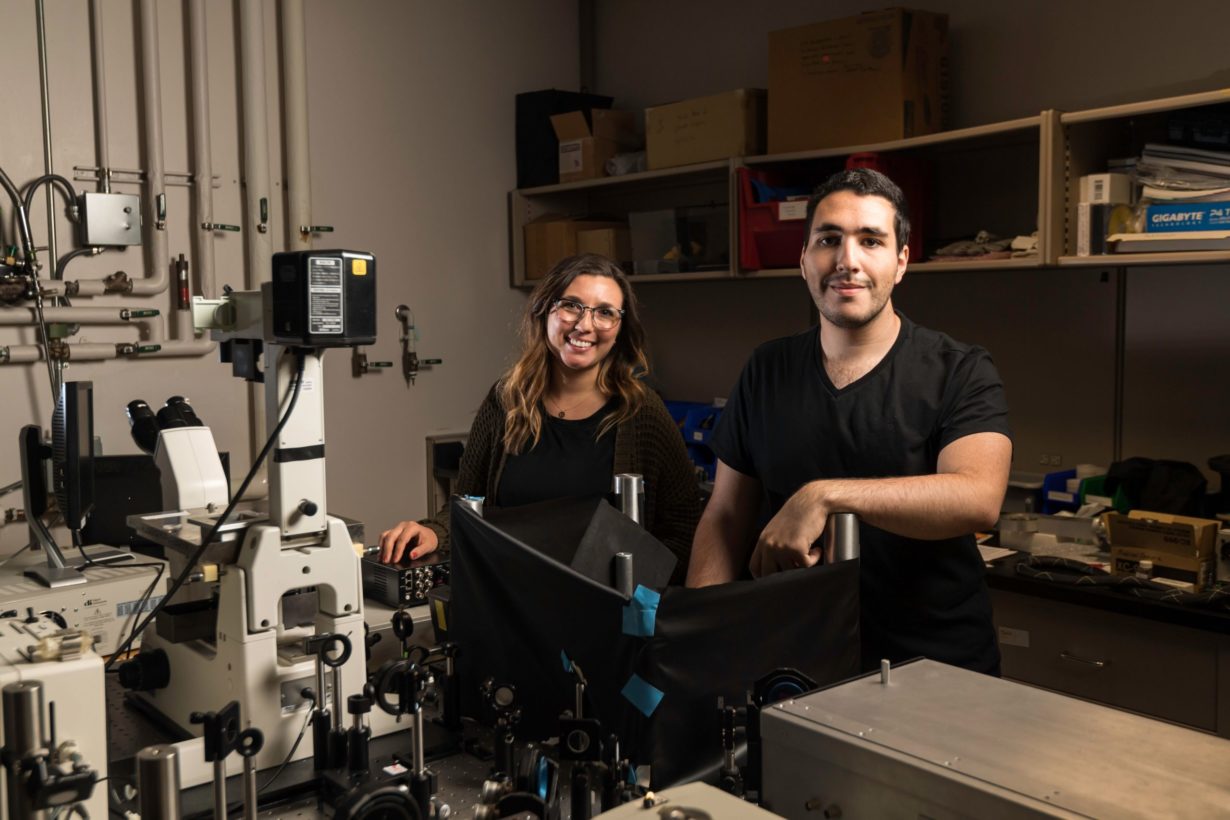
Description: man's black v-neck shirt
xmin=712 ymin=313 xmax=1011 ymax=673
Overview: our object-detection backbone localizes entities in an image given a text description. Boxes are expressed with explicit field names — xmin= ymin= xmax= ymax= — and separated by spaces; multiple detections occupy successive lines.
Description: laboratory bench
xmin=984 ymin=552 xmax=1230 ymax=738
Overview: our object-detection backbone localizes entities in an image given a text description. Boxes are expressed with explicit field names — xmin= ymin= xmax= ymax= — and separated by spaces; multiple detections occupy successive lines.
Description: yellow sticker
xmin=433 ymin=599 xmax=447 ymax=631
xmin=351 ymin=258 xmax=368 ymax=275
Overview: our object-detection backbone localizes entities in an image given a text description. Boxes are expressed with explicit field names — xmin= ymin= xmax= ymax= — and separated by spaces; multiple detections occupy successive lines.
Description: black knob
xmin=299 ymin=500 xmax=319 ymax=516
xmin=117 ymin=649 xmax=171 ymax=692
xmin=348 ymin=694 xmax=372 ymax=715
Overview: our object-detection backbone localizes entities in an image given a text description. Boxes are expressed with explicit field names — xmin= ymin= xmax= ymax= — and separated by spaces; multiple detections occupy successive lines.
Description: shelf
xmin=1058 ymin=251 xmax=1230 ymax=267
xmin=1059 ymin=89 xmax=1230 ymax=125
xmin=743 ymin=115 xmax=1044 ymax=165
xmin=509 ymin=87 xmax=1230 ymax=286
xmin=515 ymin=160 xmax=729 ymax=196
xmin=744 ymin=256 xmax=1043 ymax=278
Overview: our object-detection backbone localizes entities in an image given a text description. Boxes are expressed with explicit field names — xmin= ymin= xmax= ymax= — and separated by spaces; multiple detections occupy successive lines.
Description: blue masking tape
xmin=621 ymin=585 xmax=661 ymax=637
xmin=561 ymin=650 xmax=572 ymax=673
xmin=621 ymin=674 xmax=664 ymax=717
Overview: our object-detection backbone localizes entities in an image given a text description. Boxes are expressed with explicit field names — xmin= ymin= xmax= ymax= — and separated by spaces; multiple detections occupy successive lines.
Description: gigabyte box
xmin=645 ymin=89 xmax=765 ymax=171
xmin=1143 ymin=201 xmax=1230 ymax=232
xmin=1105 ymin=510 xmax=1219 ymax=590
xmin=550 ymin=109 xmax=639 ymax=183
xmin=768 ymin=9 xmax=948 ymax=153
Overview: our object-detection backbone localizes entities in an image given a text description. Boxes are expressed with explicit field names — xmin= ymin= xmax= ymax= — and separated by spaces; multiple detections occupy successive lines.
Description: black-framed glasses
xmin=552 ymin=298 xmax=624 ymax=330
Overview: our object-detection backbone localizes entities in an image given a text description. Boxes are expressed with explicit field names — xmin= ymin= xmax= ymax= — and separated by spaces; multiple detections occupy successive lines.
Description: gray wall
xmin=595 ymin=0 xmax=1230 ymax=483
xmin=0 ymin=0 xmax=576 ymax=551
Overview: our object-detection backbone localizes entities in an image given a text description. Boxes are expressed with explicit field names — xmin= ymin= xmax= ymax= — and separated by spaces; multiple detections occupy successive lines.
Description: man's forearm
xmin=802 ymin=472 xmax=1002 ymax=540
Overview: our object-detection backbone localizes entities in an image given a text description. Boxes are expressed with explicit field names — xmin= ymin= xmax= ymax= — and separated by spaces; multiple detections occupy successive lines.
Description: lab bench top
xmin=983 ymin=552 xmax=1230 ymax=635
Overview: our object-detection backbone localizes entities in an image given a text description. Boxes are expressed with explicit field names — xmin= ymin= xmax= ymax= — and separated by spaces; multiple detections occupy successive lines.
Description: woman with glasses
xmin=378 ymin=253 xmax=701 ymax=582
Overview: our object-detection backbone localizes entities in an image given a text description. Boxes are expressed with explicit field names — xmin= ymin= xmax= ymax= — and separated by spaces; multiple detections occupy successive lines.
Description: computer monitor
xmin=52 ymin=380 xmax=95 ymax=532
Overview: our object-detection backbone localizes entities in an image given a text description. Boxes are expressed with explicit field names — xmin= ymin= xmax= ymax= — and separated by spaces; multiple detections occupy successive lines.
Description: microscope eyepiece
xmin=126 ymin=399 xmax=160 ymax=454
xmin=156 ymin=395 xmax=203 ymax=430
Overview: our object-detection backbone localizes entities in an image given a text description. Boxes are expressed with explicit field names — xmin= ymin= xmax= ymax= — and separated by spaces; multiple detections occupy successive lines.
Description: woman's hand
xmin=378 ymin=521 xmax=439 ymax=564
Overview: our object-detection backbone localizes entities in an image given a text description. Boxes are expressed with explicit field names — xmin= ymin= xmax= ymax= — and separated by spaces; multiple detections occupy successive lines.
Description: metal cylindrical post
xmin=824 ymin=512 xmax=860 ymax=563
xmin=3 ymin=682 xmax=45 ymax=820
xmin=613 ymin=552 xmax=634 ymax=597
xmin=612 ymin=473 xmax=645 ymax=525
xmin=136 ymin=745 xmax=182 ymax=820
xmin=456 ymin=494 xmax=484 ymax=517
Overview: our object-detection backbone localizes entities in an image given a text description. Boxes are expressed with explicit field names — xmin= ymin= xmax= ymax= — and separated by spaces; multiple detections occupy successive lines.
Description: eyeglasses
xmin=552 ymin=298 xmax=624 ymax=330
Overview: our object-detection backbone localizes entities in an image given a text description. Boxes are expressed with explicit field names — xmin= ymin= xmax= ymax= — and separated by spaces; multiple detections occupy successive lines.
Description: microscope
xmin=121 ymin=250 xmax=376 ymax=787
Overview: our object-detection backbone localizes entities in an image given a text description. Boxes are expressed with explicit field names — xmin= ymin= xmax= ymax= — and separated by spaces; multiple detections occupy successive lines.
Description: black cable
xmin=0 ymin=164 xmax=57 ymax=401
xmin=218 ymin=690 xmax=317 ymax=816
xmin=254 ymin=692 xmax=316 ymax=794
xmin=104 ymin=349 xmax=308 ymax=671
xmin=75 ymin=548 xmax=166 ymax=666
xmin=55 ymin=246 xmax=98 ymax=281
xmin=21 ymin=173 xmax=79 ymax=219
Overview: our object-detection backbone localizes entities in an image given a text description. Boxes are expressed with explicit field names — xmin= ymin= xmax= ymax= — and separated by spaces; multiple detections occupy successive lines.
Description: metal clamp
xmin=299 ymin=225 xmax=334 ymax=234
xmin=201 ymin=222 xmax=240 ymax=233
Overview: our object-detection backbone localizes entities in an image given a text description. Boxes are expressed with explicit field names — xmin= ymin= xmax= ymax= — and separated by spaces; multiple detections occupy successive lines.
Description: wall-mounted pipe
xmin=35 ymin=0 xmax=60 ymax=267
xmin=137 ymin=0 xmax=170 ymax=341
xmin=239 ymin=0 xmax=273 ymax=282
xmin=89 ymin=0 xmax=111 ymax=193
xmin=281 ymin=0 xmax=312 ymax=253
xmin=187 ymin=0 xmax=217 ymax=298
xmin=0 ymin=339 xmax=215 ymax=365
xmin=0 ymin=306 xmax=155 ymax=325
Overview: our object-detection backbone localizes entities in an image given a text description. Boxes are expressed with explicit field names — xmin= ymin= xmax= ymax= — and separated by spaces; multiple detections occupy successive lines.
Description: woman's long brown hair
xmin=500 ymin=253 xmax=649 ymax=454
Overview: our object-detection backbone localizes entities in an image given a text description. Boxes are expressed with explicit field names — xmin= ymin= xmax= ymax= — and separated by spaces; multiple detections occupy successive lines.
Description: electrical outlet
xmin=1049 ymin=454 xmax=1063 ymax=466
xmin=1039 ymin=454 xmax=1049 ymax=465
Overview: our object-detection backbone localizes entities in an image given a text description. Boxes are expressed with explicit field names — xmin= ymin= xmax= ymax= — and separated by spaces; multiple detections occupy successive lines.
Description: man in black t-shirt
xmin=686 ymin=169 xmax=1012 ymax=673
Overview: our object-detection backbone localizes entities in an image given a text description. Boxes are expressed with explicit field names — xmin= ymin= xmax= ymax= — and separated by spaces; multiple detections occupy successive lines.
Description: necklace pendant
xmin=557 ymin=410 xmax=565 ymax=418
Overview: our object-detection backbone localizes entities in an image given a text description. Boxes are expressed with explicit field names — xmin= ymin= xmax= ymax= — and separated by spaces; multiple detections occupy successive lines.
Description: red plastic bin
xmin=845 ymin=152 xmax=928 ymax=259
xmin=737 ymin=168 xmax=810 ymax=271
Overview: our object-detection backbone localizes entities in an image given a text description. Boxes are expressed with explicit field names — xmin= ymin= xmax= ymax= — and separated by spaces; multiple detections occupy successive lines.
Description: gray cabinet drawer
xmin=991 ymin=590 xmax=1219 ymax=731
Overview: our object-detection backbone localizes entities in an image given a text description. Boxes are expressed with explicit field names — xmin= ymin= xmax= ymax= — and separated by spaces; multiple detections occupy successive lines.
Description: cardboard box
xmin=1104 ymin=510 xmax=1220 ymax=590
xmin=1143 ymin=201 xmax=1230 ymax=233
xmin=768 ymin=9 xmax=948 ymax=153
xmin=550 ymin=109 xmax=639 ymax=183
xmin=1079 ymin=172 xmax=1132 ymax=205
xmin=516 ymin=89 xmax=613 ymax=189
xmin=524 ymin=216 xmax=628 ymax=280
xmin=576 ymin=227 xmax=632 ymax=264
xmin=645 ymin=89 xmax=766 ymax=170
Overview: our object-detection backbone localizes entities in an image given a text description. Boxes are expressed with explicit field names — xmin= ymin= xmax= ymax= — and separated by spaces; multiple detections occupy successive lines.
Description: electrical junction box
xmin=267 ymin=250 xmax=377 ymax=347
xmin=79 ymin=192 xmax=142 ymax=246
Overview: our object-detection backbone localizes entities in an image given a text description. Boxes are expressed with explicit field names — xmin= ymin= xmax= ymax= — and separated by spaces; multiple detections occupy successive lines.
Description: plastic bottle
xmin=1135 ymin=559 xmax=1154 ymax=581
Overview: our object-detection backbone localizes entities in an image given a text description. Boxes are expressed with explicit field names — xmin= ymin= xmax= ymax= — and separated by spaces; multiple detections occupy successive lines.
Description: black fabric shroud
xmin=450 ymin=498 xmax=860 ymax=785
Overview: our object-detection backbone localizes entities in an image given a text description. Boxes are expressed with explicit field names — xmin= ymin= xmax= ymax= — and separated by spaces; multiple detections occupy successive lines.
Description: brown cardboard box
xmin=550 ymin=109 xmax=639 ymax=183
xmin=768 ymin=9 xmax=948 ymax=153
xmin=645 ymin=89 xmax=766 ymax=171
xmin=1104 ymin=510 xmax=1219 ymax=590
xmin=524 ymin=216 xmax=628 ymax=280
xmin=576 ymin=227 xmax=632 ymax=264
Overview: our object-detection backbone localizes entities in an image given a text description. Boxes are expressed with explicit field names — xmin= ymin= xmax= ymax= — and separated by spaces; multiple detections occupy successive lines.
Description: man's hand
xmin=378 ymin=521 xmax=439 ymax=564
xmin=749 ymin=483 xmax=827 ymax=578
